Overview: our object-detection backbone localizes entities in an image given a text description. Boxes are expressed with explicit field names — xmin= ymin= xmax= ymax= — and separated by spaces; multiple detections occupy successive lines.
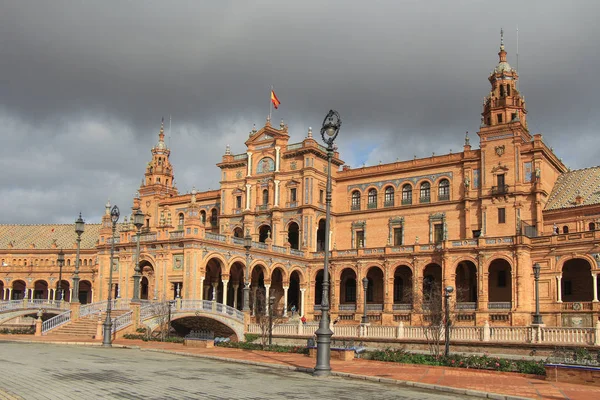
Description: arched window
xmin=210 ymin=209 xmax=218 ymax=227
xmin=384 ymin=186 xmax=394 ymax=207
xmin=402 ymin=184 xmax=412 ymax=205
xmin=262 ymin=189 xmax=269 ymax=205
xmin=200 ymin=210 xmax=206 ymax=224
xmin=438 ymin=179 xmax=450 ymax=201
xmin=345 ymin=279 xmax=356 ymax=302
xmin=589 ymin=222 xmax=596 ymax=231
xmin=420 ymin=182 xmax=431 ymax=203
xmin=178 ymin=213 xmax=184 ymax=228
xmin=367 ymin=189 xmax=377 ymax=209
xmin=351 ymin=191 xmax=361 ymax=210
xmin=563 ymin=225 xmax=569 ymax=234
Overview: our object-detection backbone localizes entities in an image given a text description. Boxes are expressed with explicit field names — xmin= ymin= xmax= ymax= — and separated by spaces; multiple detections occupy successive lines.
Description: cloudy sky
xmin=1 ymin=1 xmax=598 ymax=225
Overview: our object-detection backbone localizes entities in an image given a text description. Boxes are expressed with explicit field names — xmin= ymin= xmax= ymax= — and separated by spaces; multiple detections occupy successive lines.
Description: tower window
xmin=507 ymin=85 xmax=511 ymax=96
xmin=236 ymin=196 xmax=242 ymax=209
xmin=498 ymin=208 xmax=506 ymax=224
xmin=500 ymin=85 xmax=505 ymax=97
xmin=497 ymin=114 xmax=503 ymax=124
xmin=290 ymin=188 xmax=297 ymax=202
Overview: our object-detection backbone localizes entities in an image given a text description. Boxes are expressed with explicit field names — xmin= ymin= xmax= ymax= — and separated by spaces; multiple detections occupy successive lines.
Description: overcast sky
xmin=1 ymin=0 xmax=598 ymax=225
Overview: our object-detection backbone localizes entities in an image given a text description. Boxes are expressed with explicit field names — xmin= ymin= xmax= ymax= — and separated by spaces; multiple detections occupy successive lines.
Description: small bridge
xmin=141 ymin=300 xmax=245 ymax=341
xmin=0 ymin=300 xmax=70 ymax=324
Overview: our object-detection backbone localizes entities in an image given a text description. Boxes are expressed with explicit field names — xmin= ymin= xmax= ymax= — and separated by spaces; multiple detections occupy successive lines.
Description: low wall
xmin=545 ymin=364 xmax=600 ymax=386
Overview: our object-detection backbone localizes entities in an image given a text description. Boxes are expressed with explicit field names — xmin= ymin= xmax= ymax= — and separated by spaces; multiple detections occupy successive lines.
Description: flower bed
xmin=368 ymin=348 xmax=546 ymax=376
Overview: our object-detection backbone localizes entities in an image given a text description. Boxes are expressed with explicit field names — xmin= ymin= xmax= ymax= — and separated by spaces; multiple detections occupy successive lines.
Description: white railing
xmin=540 ymin=327 xmax=595 ymax=345
xmin=0 ymin=299 xmax=69 ymax=312
xmin=145 ymin=300 xmax=244 ymax=323
xmin=80 ymin=301 xmax=109 ymax=318
xmin=111 ymin=311 xmax=133 ymax=333
xmin=0 ymin=300 xmax=26 ymax=312
xmin=451 ymin=326 xmax=483 ymax=341
xmin=366 ymin=325 xmax=396 ymax=338
xmin=42 ymin=310 xmax=71 ymax=334
xmin=393 ymin=303 xmax=412 ymax=311
xmin=339 ymin=304 xmax=356 ymax=311
xmin=333 ymin=325 xmax=359 ymax=337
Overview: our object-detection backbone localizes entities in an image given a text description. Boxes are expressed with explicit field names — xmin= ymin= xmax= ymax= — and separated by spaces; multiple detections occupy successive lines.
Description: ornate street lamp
xmin=57 ymin=249 xmax=65 ymax=301
xmin=72 ymin=213 xmax=85 ymax=304
xmin=314 ymin=110 xmax=341 ymax=377
xmin=103 ymin=205 xmax=120 ymax=347
xmin=243 ymin=229 xmax=252 ymax=312
xmin=444 ymin=286 xmax=454 ymax=357
xmin=268 ymin=295 xmax=275 ymax=345
xmin=132 ymin=208 xmax=145 ymax=302
xmin=532 ymin=263 xmax=543 ymax=325
xmin=361 ymin=277 xmax=369 ymax=324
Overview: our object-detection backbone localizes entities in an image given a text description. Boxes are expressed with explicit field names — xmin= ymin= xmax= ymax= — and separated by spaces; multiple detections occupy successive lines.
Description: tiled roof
xmin=0 ymin=224 xmax=103 ymax=250
xmin=545 ymin=166 xmax=600 ymax=211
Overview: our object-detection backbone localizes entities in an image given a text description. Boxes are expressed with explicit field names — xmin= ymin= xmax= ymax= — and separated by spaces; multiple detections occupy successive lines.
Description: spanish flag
xmin=271 ymin=89 xmax=280 ymax=109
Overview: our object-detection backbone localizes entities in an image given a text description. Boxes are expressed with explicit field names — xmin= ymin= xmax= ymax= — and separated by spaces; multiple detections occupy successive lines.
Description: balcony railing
xmin=351 ymin=204 xmax=360 ymax=211
xmin=384 ymin=200 xmax=394 ymax=207
xmin=438 ymin=193 xmax=450 ymax=201
xmin=392 ymin=303 xmax=412 ymax=311
xmin=401 ymin=198 xmax=412 ymax=205
xmin=339 ymin=303 xmax=356 ymax=311
xmin=491 ymin=185 xmax=509 ymax=195
xmin=367 ymin=202 xmax=377 ymax=209
xmin=456 ymin=302 xmax=477 ymax=310
xmin=488 ymin=301 xmax=512 ymax=309
xmin=419 ymin=196 xmax=430 ymax=204
xmin=366 ymin=304 xmax=383 ymax=312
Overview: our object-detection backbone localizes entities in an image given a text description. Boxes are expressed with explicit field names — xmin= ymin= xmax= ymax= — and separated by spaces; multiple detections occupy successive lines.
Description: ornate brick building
xmin=1 ymin=37 xmax=599 ymax=328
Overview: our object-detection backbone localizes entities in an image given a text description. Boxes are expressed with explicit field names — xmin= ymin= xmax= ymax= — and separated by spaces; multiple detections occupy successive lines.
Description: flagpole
xmin=269 ymin=85 xmax=273 ymax=122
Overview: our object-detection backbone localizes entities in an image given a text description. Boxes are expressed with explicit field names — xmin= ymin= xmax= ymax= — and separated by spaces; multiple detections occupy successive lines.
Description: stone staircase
xmin=47 ymin=310 xmax=130 ymax=338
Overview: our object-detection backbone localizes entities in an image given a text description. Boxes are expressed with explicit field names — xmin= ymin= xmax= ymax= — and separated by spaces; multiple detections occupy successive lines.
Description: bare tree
xmin=254 ymin=289 xmax=285 ymax=347
xmin=148 ymin=299 xmax=173 ymax=341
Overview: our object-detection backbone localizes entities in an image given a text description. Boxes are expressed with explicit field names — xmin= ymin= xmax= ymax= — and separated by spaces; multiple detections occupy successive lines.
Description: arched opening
xmin=233 ymin=227 xmax=243 ymax=238
xmin=33 ymin=280 xmax=48 ymax=300
xmin=59 ymin=280 xmax=71 ymax=302
xmin=12 ymin=280 xmax=26 ymax=300
xmin=365 ymin=267 xmax=384 ymax=307
xmin=170 ymin=316 xmax=238 ymax=341
xmin=316 ymin=219 xmax=326 ymax=251
xmin=210 ymin=209 xmax=218 ymax=228
xmin=438 ymin=179 xmax=450 ymax=201
xmin=228 ymin=262 xmax=245 ymax=310
xmin=287 ymin=222 xmax=300 ymax=250
xmin=200 ymin=210 xmax=207 ymax=224
xmin=205 ymin=258 xmax=224 ymax=303
xmin=0 ymin=280 xmax=4 ymax=300
xmin=314 ymin=269 xmax=332 ymax=310
xmin=258 ymin=225 xmax=271 ymax=243
xmin=367 ymin=188 xmax=377 ymax=209
xmin=79 ymin=280 xmax=92 ymax=304
xmin=562 ymin=258 xmax=594 ymax=302
xmin=402 ymin=184 xmax=412 ymax=205
xmin=393 ymin=266 xmax=413 ymax=306
xmin=288 ymin=270 xmax=301 ymax=316
xmin=419 ymin=182 xmax=431 ymax=203
xmin=455 ymin=261 xmax=478 ymax=303
xmin=488 ymin=259 xmax=512 ymax=305
xmin=384 ymin=186 xmax=394 ymax=207
xmin=270 ymin=268 xmax=285 ymax=316
xmin=589 ymin=222 xmax=596 ymax=231
xmin=139 ymin=261 xmax=155 ymax=300
xmin=262 ymin=189 xmax=269 ymax=205
xmin=563 ymin=226 xmax=569 ymax=234
xmin=351 ymin=190 xmax=361 ymax=210
xmin=250 ymin=265 xmax=267 ymax=316
xmin=339 ymin=268 xmax=357 ymax=309
xmin=423 ymin=263 xmax=442 ymax=305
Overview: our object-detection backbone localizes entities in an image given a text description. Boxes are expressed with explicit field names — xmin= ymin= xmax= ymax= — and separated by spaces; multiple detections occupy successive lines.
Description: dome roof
xmin=494 ymin=61 xmax=513 ymax=74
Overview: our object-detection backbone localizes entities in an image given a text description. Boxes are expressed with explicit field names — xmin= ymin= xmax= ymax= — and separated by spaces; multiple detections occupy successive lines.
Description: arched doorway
xmin=0 ymin=280 xmax=4 ymax=300
xmin=365 ymin=267 xmax=384 ymax=309
xmin=287 ymin=222 xmax=300 ymax=250
xmin=288 ymin=270 xmax=301 ymax=315
xmin=455 ymin=260 xmax=478 ymax=303
xmin=79 ymin=280 xmax=92 ymax=304
xmin=12 ymin=280 xmax=26 ymax=300
xmin=205 ymin=257 xmax=224 ymax=303
xmin=313 ymin=269 xmax=331 ymax=310
xmin=233 ymin=227 xmax=243 ymax=238
xmin=210 ymin=208 xmax=218 ymax=228
xmin=229 ymin=261 xmax=245 ymax=310
xmin=393 ymin=266 xmax=413 ymax=307
xmin=250 ymin=264 xmax=267 ymax=316
xmin=488 ymin=259 xmax=512 ymax=306
xmin=423 ymin=263 xmax=442 ymax=305
xmin=33 ymin=280 xmax=49 ymax=300
xmin=339 ymin=268 xmax=357 ymax=310
xmin=139 ymin=261 xmax=155 ymax=300
xmin=562 ymin=258 xmax=594 ymax=302
xmin=271 ymin=267 xmax=285 ymax=316
xmin=59 ymin=280 xmax=71 ymax=302
xmin=316 ymin=219 xmax=326 ymax=251
xmin=258 ymin=225 xmax=271 ymax=243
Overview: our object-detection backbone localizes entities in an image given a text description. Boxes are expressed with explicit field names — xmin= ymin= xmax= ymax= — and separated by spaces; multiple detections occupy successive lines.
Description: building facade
xmin=1 ymin=38 xmax=599 ymax=328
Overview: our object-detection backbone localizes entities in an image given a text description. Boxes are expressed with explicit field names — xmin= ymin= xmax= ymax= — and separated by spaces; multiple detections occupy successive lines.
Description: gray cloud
xmin=1 ymin=0 xmax=599 ymax=224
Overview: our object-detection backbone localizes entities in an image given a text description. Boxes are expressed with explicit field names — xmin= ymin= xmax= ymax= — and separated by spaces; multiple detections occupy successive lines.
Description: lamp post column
xmin=103 ymin=205 xmax=119 ymax=347
xmin=243 ymin=230 xmax=252 ymax=312
xmin=444 ymin=286 xmax=454 ymax=357
xmin=57 ymin=250 xmax=65 ymax=302
xmin=361 ymin=277 xmax=368 ymax=324
xmin=132 ymin=209 xmax=144 ymax=302
xmin=532 ymin=263 xmax=543 ymax=325
xmin=73 ymin=213 xmax=85 ymax=303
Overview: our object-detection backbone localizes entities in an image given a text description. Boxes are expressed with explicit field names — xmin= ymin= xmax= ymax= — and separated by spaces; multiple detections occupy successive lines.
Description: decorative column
xmin=47 ymin=289 xmax=51 ymax=301
xmin=200 ymin=277 xmax=205 ymax=301
xmin=556 ymin=275 xmax=563 ymax=303
xmin=23 ymin=283 xmax=27 ymax=299
xmin=233 ymin=284 xmax=239 ymax=309
xmin=264 ymin=284 xmax=271 ymax=313
xmin=52 ymin=288 xmax=56 ymax=301
xmin=69 ymin=288 xmax=73 ymax=302
xmin=245 ymin=184 xmax=252 ymax=210
xmin=246 ymin=152 xmax=253 ymax=176
xmin=275 ymin=146 xmax=280 ymax=172
xmin=283 ymin=286 xmax=289 ymax=316
xmin=593 ymin=272 xmax=599 ymax=303
xmin=91 ymin=289 xmax=94 ymax=303
xmin=274 ymin=180 xmax=280 ymax=207
xmin=300 ymin=288 xmax=306 ymax=317
xmin=211 ymin=281 xmax=218 ymax=301
xmin=222 ymin=279 xmax=229 ymax=306
xmin=252 ymin=287 xmax=258 ymax=316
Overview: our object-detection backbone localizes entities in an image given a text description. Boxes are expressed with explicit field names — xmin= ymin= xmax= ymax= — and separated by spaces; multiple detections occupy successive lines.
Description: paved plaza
xmin=0 ymin=342 xmax=473 ymax=400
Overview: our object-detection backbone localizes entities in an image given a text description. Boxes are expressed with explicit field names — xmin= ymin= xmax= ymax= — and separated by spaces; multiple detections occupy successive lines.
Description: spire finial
xmin=225 ymin=144 xmax=231 ymax=155
xmin=500 ymin=28 xmax=504 ymax=51
xmin=465 ymin=131 xmax=470 ymax=146
xmin=307 ymin=126 xmax=313 ymax=138
xmin=158 ymin=117 xmax=165 ymax=143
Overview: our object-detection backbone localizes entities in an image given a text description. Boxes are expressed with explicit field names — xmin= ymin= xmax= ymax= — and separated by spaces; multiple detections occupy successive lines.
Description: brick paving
xmin=1 ymin=334 xmax=599 ymax=399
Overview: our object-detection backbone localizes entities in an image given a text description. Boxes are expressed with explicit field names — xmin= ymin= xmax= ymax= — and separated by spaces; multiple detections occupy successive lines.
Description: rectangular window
xmin=290 ymin=188 xmax=297 ymax=202
xmin=345 ymin=284 xmax=356 ymax=302
xmin=356 ymin=231 xmax=365 ymax=248
xmin=236 ymin=196 xmax=242 ymax=209
xmin=497 ymin=113 xmax=503 ymax=123
xmin=498 ymin=208 xmax=506 ymax=224
xmin=497 ymin=271 xmax=507 ymax=288
xmin=473 ymin=169 xmax=480 ymax=188
xmin=393 ymin=227 xmax=403 ymax=246
xmin=524 ymin=162 xmax=533 ymax=183
xmin=434 ymin=224 xmax=443 ymax=243
xmin=319 ymin=189 xmax=324 ymax=204
xmin=497 ymin=174 xmax=505 ymax=187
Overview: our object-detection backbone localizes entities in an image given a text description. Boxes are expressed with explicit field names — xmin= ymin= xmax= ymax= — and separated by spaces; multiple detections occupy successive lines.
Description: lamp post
xmin=314 ymin=110 xmax=341 ymax=377
xmin=532 ymin=263 xmax=543 ymax=325
xmin=57 ymin=249 xmax=65 ymax=301
xmin=73 ymin=213 xmax=85 ymax=304
xmin=167 ymin=300 xmax=175 ymax=339
xmin=444 ymin=286 xmax=454 ymax=357
xmin=361 ymin=277 xmax=369 ymax=324
xmin=243 ymin=229 xmax=252 ymax=312
xmin=268 ymin=295 xmax=275 ymax=345
xmin=103 ymin=205 xmax=120 ymax=347
xmin=132 ymin=209 xmax=145 ymax=302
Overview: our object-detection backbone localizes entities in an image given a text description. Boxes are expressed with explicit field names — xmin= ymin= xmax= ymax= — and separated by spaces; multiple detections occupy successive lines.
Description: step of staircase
xmin=47 ymin=309 xmax=131 ymax=338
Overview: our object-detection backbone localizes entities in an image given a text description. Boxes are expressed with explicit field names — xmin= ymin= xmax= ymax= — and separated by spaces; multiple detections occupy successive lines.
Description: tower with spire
xmin=140 ymin=118 xmax=178 ymax=197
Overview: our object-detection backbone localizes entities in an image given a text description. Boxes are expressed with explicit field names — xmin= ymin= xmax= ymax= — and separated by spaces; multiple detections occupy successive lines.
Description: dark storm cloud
xmin=1 ymin=0 xmax=599 ymax=224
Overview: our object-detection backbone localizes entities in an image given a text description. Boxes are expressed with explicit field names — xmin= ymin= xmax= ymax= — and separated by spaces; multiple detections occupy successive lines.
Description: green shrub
xmin=0 ymin=327 xmax=35 ymax=335
xmin=244 ymin=333 xmax=260 ymax=343
xmin=216 ymin=341 xmax=309 ymax=354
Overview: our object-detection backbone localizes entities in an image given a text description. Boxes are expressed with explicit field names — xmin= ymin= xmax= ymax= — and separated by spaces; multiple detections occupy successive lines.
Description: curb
xmin=1 ymin=339 xmax=534 ymax=400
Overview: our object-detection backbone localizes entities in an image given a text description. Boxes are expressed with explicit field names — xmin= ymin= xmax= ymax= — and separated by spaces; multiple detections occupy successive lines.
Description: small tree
xmin=254 ymin=289 xmax=285 ymax=347
xmin=148 ymin=299 xmax=173 ymax=341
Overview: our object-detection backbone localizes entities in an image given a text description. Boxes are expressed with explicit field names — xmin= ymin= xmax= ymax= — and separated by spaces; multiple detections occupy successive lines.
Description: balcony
xmin=401 ymin=198 xmax=412 ymax=205
xmin=367 ymin=202 xmax=377 ymax=209
xmin=488 ymin=301 xmax=511 ymax=310
xmin=438 ymin=193 xmax=449 ymax=201
xmin=384 ymin=200 xmax=394 ymax=207
xmin=339 ymin=303 xmax=357 ymax=311
xmin=419 ymin=196 xmax=430 ymax=204
xmin=491 ymin=185 xmax=509 ymax=195
xmin=351 ymin=204 xmax=360 ymax=211
xmin=392 ymin=303 xmax=412 ymax=311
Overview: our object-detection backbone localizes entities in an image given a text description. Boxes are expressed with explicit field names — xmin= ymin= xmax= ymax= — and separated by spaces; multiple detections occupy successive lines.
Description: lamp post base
xmin=102 ymin=318 xmax=112 ymax=347
xmin=313 ymin=323 xmax=333 ymax=377
xmin=532 ymin=315 xmax=544 ymax=325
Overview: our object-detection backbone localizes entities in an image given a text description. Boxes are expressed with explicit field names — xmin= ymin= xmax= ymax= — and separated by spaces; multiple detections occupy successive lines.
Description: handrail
xmin=111 ymin=311 xmax=133 ymax=333
xmin=42 ymin=310 xmax=71 ymax=334
xmin=80 ymin=300 xmax=108 ymax=318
